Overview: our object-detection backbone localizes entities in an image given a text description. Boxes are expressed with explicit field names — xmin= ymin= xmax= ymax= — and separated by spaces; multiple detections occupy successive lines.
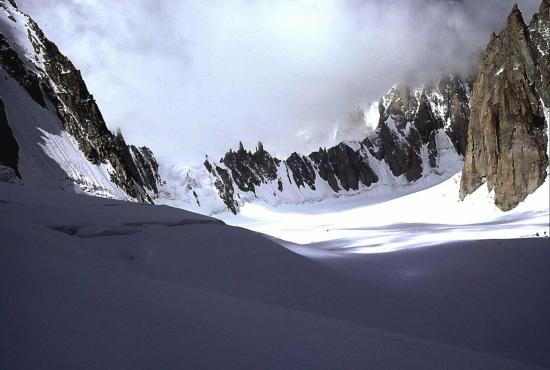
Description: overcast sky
xmin=19 ymin=0 xmax=541 ymax=164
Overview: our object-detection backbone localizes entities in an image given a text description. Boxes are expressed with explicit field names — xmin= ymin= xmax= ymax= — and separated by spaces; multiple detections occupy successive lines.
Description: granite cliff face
xmin=460 ymin=2 xmax=549 ymax=211
xmin=198 ymin=77 xmax=470 ymax=213
xmin=0 ymin=0 xmax=160 ymax=201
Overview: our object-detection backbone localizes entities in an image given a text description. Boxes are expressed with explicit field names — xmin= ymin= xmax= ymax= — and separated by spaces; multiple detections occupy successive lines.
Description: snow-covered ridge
xmin=157 ymin=76 xmax=471 ymax=215
xmin=157 ymin=134 xmax=462 ymax=216
xmin=0 ymin=0 xmax=161 ymax=201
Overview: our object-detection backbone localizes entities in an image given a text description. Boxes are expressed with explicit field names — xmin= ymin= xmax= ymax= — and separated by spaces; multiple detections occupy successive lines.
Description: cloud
xmin=18 ymin=0 xmax=542 ymax=163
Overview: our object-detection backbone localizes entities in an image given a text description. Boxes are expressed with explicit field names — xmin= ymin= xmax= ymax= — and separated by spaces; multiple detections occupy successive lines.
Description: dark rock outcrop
xmin=373 ymin=78 xmax=471 ymax=182
xmin=204 ymin=159 xmax=238 ymax=214
xmin=460 ymin=2 xmax=549 ymax=211
xmin=312 ymin=143 xmax=378 ymax=191
xmin=531 ymin=0 xmax=550 ymax=106
xmin=205 ymin=140 xmax=384 ymax=214
xmin=0 ymin=34 xmax=46 ymax=107
xmin=440 ymin=77 xmax=472 ymax=157
xmin=130 ymin=145 xmax=162 ymax=194
xmin=0 ymin=97 xmax=20 ymax=177
xmin=286 ymin=152 xmax=316 ymax=190
xmin=219 ymin=142 xmax=280 ymax=194
xmin=308 ymin=148 xmax=339 ymax=192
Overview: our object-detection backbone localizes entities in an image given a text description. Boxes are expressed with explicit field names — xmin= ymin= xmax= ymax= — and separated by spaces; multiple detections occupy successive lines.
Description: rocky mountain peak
xmin=460 ymin=2 xmax=548 ymax=211
xmin=508 ymin=3 xmax=526 ymax=27
xmin=506 ymin=3 xmax=536 ymax=80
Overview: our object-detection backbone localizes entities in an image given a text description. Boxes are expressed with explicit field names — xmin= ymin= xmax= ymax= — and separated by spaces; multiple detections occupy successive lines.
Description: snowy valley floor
xmin=1 ymin=181 xmax=549 ymax=369
xmin=218 ymin=173 xmax=550 ymax=254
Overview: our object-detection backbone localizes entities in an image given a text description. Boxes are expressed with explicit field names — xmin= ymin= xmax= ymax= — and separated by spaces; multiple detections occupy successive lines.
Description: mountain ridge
xmin=185 ymin=77 xmax=470 ymax=214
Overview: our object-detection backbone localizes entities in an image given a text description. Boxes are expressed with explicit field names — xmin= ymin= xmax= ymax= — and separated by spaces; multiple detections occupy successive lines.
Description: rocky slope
xmin=460 ymin=1 xmax=549 ymax=211
xmin=0 ymin=0 xmax=160 ymax=201
xmin=163 ymin=76 xmax=471 ymax=214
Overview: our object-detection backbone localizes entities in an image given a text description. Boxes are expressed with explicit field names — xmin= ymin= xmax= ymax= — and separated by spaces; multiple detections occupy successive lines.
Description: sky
xmin=19 ymin=0 xmax=541 ymax=165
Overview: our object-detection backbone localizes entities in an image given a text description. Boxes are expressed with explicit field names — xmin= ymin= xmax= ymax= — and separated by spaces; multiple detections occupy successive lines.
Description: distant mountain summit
xmin=460 ymin=1 xmax=549 ymax=211
xmin=0 ymin=0 xmax=160 ymax=201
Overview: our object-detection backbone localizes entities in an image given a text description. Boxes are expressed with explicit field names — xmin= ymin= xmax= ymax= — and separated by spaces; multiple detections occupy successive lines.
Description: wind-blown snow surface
xmin=218 ymin=174 xmax=550 ymax=253
xmin=1 ymin=181 xmax=549 ymax=369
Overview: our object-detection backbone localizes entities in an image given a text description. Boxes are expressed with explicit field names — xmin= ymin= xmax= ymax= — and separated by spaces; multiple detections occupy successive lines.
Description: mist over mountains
xmin=19 ymin=0 xmax=542 ymax=162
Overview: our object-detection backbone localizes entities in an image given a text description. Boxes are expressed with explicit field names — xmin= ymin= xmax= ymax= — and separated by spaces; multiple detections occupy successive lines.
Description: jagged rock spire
xmin=507 ymin=3 xmax=526 ymax=30
xmin=460 ymin=2 xmax=548 ymax=211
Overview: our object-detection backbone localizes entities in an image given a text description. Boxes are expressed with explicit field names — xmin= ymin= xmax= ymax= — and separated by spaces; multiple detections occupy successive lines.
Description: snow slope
xmin=1 ymin=181 xmax=549 ymax=369
xmin=218 ymin=173 xmax=550 ymax=253
xmin=0 ymin=69 xmax=132 ymax=199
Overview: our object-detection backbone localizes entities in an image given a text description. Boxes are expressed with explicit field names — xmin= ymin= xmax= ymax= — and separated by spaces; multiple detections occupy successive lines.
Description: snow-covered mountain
xmin=0 ymin=0 xmax=160 ymax=201
xmin=159 ymin=77 xmax=471 ymax=214
xmin=1 ymin=0 xmax=548 ymax=218
xmin=0 ymin=0 xmax=469 ymax=214
xmin=160 ymin=2 xmax=550 ymax=216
